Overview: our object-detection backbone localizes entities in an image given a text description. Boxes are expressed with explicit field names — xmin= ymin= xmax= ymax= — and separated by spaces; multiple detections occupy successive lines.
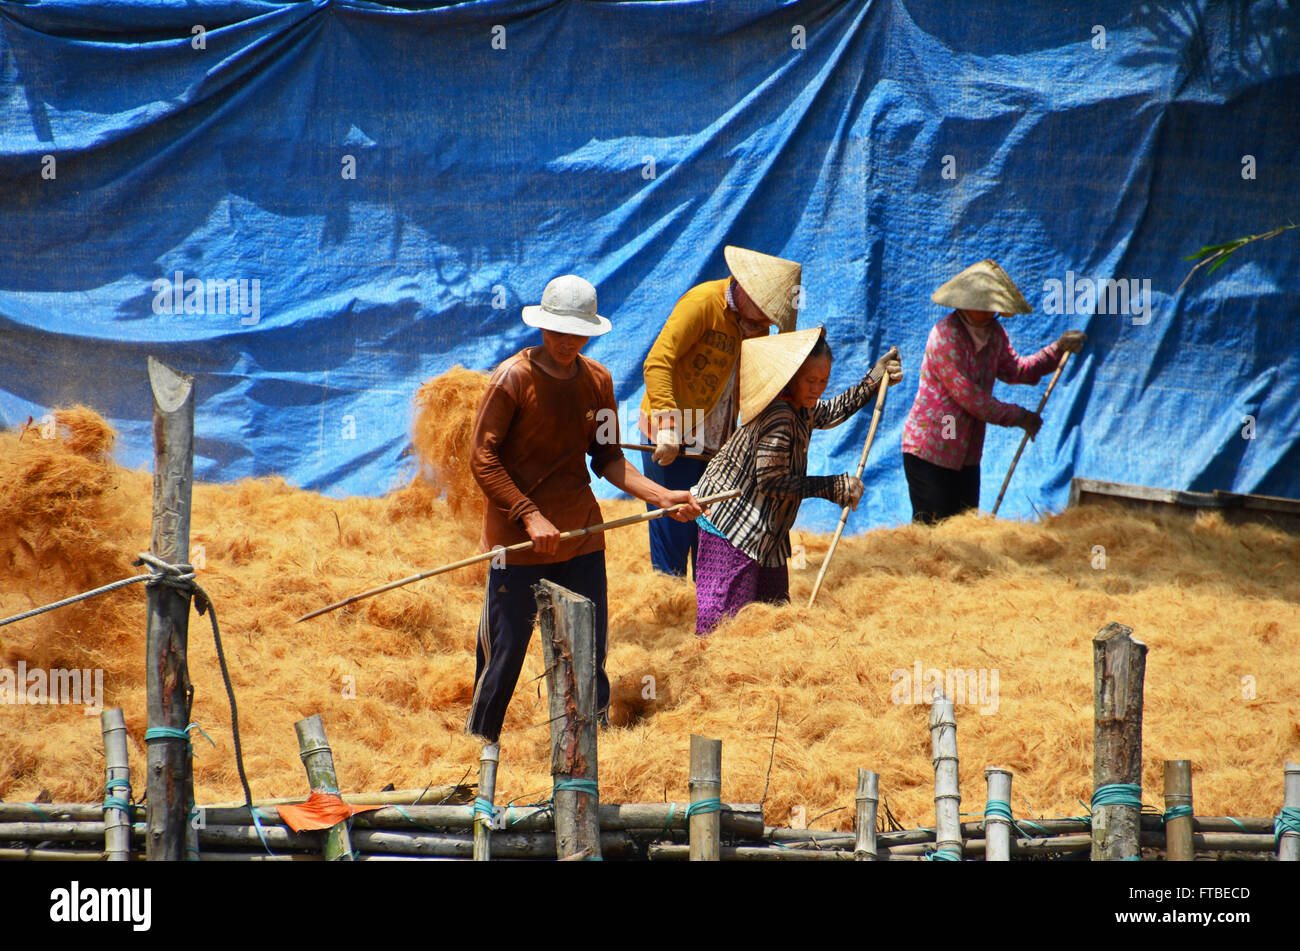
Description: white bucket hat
xmin=724 ymin=246 xmax=802 ymax=332
xmin=931 ymin=259 xmax=1032 ymax=315
xmin=521 ymin=275 xmax=612 ymax=336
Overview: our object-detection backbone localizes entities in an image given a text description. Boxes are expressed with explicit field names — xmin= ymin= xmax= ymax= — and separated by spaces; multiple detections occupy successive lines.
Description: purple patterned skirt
xmin=694 ymin=529 xmax=790 ymax=636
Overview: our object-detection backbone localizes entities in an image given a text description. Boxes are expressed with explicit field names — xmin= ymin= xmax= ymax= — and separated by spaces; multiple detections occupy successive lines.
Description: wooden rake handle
xmin=991 ymin=349 xmax=1072 ymax=517
xmin=296 ymin=489 xmax=741 ymax=623
xmin=807 ymin=375 xmax=891 ymax=609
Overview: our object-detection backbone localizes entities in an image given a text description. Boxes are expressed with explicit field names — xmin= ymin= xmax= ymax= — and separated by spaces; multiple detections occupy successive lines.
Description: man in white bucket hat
xmin=466 ymin=274 xmax=703 ymax=744
xmin=638 ymin=246 xmax=802 ymax=576
xmin=900 ymin=259 xmax=1085 ymax=523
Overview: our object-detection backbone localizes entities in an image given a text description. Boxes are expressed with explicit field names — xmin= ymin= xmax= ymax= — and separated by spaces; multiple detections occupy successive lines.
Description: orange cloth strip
xmin=277 ymin=790 xmax=382 ymax=832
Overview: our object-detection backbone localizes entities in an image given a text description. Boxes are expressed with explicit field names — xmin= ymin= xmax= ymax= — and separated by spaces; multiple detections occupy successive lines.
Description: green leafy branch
xmin=1178 ymin=222 xmax=1298 ymax=291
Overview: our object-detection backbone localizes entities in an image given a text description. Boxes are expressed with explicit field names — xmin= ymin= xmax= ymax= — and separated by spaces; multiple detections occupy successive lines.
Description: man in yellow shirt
xmin=639 ymin=246 xmax=801 ymax=575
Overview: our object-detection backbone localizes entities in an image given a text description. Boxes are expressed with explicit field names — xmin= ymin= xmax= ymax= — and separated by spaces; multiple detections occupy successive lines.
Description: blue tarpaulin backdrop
xmin=2 ymin=0 xmax=1298 ymax=532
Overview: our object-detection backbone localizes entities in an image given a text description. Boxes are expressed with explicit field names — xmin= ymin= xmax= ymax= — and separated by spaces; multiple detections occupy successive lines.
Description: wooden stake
xmin=536 ymin=580 xmax=601 ymax=861
xmin=854 ymin=769 xmax=879 ymax=861
xmin=1281 ymin=761 xmax=1300 ymax=862
xmin=100 ymin=708 xmax=132 ymax=863
xmin=929 ymin=694 xmax=962 ymax=860
xmin=984 ymin=767 xmax=1012 ymax=862
xmin=689 ymin=734 xmax=722 ymax=862
xmin=297 ymin=489 xmax=740 ymax=623
xmin=807 ymin=375 xmax=889 ymax=607
xmin=473 ymin=742 xmax=499 ymax=861
xmin=294 ymin=714 xmax=354 ymax=862
xmin=991 ymin=349 xmax=1071 ymax=516
xmin=144 ymin=356 xmax=196 ymax=862
xmin=1091 ymin=622 xmax=1147 ymax=861
xmin=1163 ymin=760 xmax=1194 ymax=861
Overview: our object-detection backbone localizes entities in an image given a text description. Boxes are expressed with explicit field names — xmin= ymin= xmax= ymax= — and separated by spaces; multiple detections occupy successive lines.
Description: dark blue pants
xmin=639 ymin=437 xmax=708 ymax=577
xmin=465 ymin=550 xmax=609 ymax=743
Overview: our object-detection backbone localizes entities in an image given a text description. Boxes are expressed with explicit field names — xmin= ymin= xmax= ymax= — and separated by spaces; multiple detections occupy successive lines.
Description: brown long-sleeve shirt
xmin=470 ymin=348 xmax=625 ymax=565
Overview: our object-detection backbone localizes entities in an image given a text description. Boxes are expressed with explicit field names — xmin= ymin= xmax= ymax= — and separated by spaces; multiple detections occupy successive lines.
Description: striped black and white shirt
xmin=694 ymin=373 xmax=880 ymax=567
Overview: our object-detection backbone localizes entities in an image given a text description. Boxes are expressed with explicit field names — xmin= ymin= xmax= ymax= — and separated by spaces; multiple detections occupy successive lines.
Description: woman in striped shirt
xmin=691 ymin=328 xmax=903 ymax=636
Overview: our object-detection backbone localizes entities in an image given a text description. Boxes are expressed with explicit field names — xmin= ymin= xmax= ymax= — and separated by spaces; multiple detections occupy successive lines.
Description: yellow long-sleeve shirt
xmin=638 ymin=278 xmax=743 ymax=447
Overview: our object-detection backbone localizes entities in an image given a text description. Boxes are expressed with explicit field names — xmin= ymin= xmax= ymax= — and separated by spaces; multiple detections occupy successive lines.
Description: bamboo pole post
xmin=1280 ymin=762 xmax=1300 ymax=862
xmin=536 ymin=580 xmax=601 ymax=861
xmin=144 ymin=356 xmax=197 ymax=862
xmin=689 ymin=734 xmax=723 ymax=862
xmin=1163 ymin=760 xmax=1194 ymax=861
xmin=984 ymin=767 xmax=1012 ymax=862
xmin=473 ymin=742 xmax=499 ymax=861
xmin=100 ymin=708 xmax=132 ymax=863
xmin=929 ymin=694 xmax=962 ymax=860
xmin=808 ymin=373 xmax=890 ymax=608
xmin=1091 ymin=622 xmax=1147 ymax=861
xmin=294 ymin=714 xmax=354 ymax=862
xmin=991 ymin=349 xmax=1070 ymax=516
xmin=853 ymin=769 xmax=879 ymax=861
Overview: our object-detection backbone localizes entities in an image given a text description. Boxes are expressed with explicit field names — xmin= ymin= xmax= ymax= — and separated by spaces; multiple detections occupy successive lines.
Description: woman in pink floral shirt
xmin=901 ymin=260 xmax=1085 ymax=523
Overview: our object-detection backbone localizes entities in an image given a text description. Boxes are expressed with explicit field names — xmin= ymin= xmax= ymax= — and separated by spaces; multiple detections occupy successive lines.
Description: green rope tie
xmin=983 ymin=799 xmax=1014 ymax=823
xmin=1275 ymin=807 xmax=1300 ymax=844
xmin=1162 ymin=805 xmax=1194 ymax=824
xmin=472 ymin=797 xmax=496 ymax=821
xmin=1090 ymin=783 xmax=1143 ymax=810
xmin=685 ymin=797 xmax=721 ymax=818
xmin=660 ymin=801 xmax=677 ymax=834
xmin=1225 ymin=816 xmax=1248 ymax=832
xmin=925 ymin=848 xmax=962 ymax=861
xmin=554 ymin=779 xmax=599 ymax=797
xmin=144 ymin=722 xmax=216 ymax=755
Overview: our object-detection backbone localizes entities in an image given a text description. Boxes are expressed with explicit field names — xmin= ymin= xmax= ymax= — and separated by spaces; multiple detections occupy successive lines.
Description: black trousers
xmin=903 ymin=452 xmax=981 ymax=524
xmin=465 ymin=550 xmax=609 ymax=743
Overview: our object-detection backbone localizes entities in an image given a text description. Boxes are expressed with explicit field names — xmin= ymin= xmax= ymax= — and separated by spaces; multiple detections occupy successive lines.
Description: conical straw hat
xmin=724 ymin=245 xmax=802 ymax=332
xmin=738 ymin=327 xmax=824 ymax=425
xmin=931 ymin=259 xmax=1032 ymax=315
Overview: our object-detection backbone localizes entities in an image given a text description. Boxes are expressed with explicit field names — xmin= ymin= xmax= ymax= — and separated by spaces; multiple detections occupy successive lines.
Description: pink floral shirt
xmin=902 ymin=313 xmax=1060 ymax=470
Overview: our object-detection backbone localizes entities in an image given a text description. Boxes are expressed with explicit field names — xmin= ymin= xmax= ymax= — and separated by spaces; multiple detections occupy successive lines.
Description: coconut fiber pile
xmin=1 ymin=378 xmax=1298 ymax=830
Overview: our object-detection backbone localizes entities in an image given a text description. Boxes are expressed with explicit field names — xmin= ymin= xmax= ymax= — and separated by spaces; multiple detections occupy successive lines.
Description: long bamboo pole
xmin=991 ymin=349 xmax=1071 ymax=516
xmin=296 ymin=489 xmax=740 ymax=623
xmin=807 ymin=376 xmax=890 ymax=608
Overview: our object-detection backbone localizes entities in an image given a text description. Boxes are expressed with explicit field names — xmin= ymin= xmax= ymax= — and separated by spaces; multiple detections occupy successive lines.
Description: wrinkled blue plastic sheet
xmin=1 ymin=0 xmax=1297 ymax=532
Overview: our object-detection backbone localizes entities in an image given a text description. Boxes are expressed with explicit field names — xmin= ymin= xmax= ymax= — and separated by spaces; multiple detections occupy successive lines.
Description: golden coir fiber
xmin=1 ymin=394 xmax=1298 ymax=832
